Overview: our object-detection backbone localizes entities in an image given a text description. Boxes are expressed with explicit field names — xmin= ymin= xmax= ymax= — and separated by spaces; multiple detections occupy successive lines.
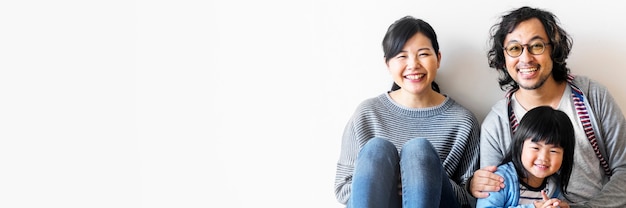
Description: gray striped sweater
xmin=334 ymin=93 xmax=480 ymax=207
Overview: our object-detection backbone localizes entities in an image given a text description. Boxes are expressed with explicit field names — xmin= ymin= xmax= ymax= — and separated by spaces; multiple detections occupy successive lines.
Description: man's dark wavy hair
xmin=487 ymin=6 xmax=573 ymax=91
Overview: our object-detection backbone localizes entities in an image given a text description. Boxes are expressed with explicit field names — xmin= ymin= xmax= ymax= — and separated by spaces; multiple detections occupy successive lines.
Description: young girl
xmin=476 ymin=106 xmax=575 ymax=208
xmin=333 ymin=16 xmax=480 ymax=208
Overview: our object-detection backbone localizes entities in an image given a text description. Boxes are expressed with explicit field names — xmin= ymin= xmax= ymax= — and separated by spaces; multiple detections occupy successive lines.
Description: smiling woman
xmin=333 ymin=16 xmax=480 ymax=208
xmin=386 ymin=32 xmax=443 ymax=108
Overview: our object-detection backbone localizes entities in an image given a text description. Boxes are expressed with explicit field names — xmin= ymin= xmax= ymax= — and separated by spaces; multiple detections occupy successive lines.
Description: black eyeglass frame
xmin=503 ymin=41 xmax=552 ymax=58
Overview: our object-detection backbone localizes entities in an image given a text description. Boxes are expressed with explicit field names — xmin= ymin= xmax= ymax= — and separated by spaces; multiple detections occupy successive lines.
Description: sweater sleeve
xmin=480 ymin=101 xmax=511 ymax=168
xmin=579 ymin=80 xmax=626 ymax=207
xmin=334 ymin=116 xmax=359 ymax=204
xmin=450 ymin=112 xmax=481 ymax=207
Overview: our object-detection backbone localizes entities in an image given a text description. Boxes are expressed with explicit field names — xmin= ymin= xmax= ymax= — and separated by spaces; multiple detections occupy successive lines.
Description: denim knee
xmin=359 ymin=137 xmax=399 ymax=160
xmin=401 ymin=138 xmax=439 ymax=162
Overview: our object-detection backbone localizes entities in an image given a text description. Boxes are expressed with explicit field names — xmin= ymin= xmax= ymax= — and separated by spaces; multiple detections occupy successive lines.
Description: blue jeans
xmin=348 ymin=137 xmax=460 ymax=208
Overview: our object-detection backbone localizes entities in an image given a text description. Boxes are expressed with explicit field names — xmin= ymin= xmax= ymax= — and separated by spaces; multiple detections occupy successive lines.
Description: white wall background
xmin=1 ymin=0 xmax=624 ymax=207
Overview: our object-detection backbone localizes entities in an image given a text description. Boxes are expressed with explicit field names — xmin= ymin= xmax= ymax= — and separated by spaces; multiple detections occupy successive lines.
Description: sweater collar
xmin=379 ymin=92 xmax=453 ymax=118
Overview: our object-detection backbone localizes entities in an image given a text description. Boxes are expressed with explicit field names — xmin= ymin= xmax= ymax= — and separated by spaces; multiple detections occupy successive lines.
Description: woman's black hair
xmin=382 ymin=16 xmax=440 ymax=93
xmin=501 ymin=106 xmax=575 ymax=194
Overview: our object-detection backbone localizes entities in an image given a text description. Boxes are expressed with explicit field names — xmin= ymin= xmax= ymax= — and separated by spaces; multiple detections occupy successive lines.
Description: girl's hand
xmin=533 ymin=199 xmax=561 ymax=208
xmin=557 ymin=201 xmax=570 ymax=208
xmin=533 ymin=190 xmax=563 ymax=208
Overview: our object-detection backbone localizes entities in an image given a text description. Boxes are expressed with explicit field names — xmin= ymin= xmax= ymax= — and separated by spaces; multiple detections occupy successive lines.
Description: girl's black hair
xmin=382 ymin=16 xmax=440 ymax=93
xmin=501 ymin=106 xmax=575 ymax=194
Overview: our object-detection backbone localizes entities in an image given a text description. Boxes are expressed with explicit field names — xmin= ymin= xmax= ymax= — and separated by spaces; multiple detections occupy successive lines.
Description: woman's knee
xmin=403 ymin=138 xmax=436 ymax=153
xmin=400 ymin=138 xmax=443 ymax=178
xmin=401 ymin=138 xmax=439 ymax=161
xmin=359 ymin=137 xmax=398 ymax=160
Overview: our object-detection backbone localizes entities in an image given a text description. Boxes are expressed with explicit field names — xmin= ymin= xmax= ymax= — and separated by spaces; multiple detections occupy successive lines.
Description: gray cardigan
xmin=480 ymin=75 xmax=626 ymax=208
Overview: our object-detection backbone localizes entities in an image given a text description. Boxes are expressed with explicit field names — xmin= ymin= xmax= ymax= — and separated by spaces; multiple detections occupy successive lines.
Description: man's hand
xmin=469 ymin=166 xmax=505 ymax=198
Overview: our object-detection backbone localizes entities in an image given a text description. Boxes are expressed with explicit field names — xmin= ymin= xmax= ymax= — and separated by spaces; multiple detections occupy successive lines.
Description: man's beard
xmin=519 ymin=73 xmax=550 ymax=90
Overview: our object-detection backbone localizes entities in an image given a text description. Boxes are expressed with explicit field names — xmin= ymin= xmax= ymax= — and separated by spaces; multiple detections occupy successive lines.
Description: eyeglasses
xmin=503 ymin=40 xmax=551 ymax=58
